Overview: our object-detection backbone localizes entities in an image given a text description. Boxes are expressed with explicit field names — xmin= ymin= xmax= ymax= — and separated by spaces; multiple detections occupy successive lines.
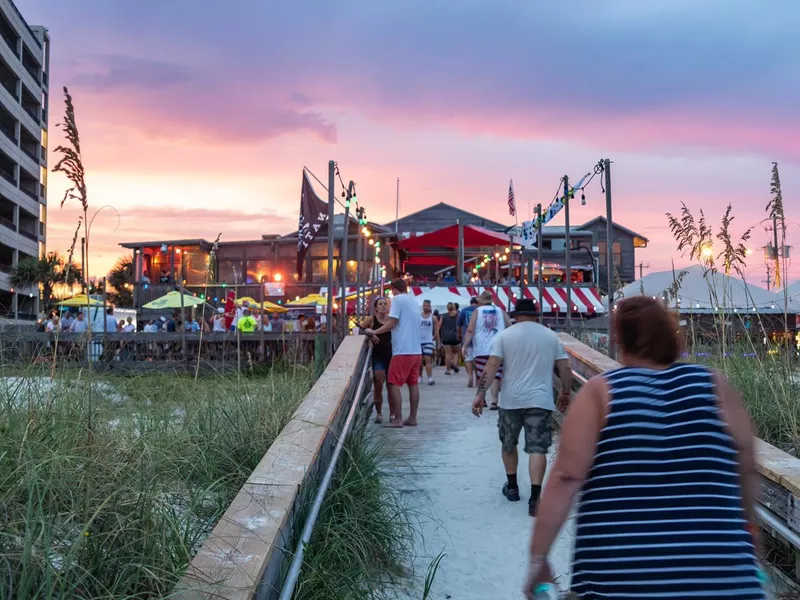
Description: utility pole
xmin=536 ymin=204 xmax=544 ymax=326
xmin=603 ymin=158 xmax=616 ymax=359
xmin=638 ymin=262 xmax=650 ymax=280
xmin=563 ymin=175 xmax=572 ymax=332
xmin=354 ymin=206 xmax=363 ymax=321
xmin=339 ymin=181 xmax=354 ymax=339
xmin=395 ymin=177 xmax=400 ymax=234
xmin=325 ymin=161 xmax=336 ymax=357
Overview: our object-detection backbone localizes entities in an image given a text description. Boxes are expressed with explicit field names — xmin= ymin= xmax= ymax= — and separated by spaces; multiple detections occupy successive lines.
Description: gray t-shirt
xmin=491 ymin=321 xmax=567 ymax=411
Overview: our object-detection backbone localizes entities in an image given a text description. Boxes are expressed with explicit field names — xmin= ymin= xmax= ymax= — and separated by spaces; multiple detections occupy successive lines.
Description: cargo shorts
xmin=497 ymin=407 xmax=553 ymax=455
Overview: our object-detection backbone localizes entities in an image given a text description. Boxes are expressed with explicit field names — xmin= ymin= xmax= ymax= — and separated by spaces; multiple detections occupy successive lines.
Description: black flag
xmin=297 ymin=171 xmax=329 ymax=279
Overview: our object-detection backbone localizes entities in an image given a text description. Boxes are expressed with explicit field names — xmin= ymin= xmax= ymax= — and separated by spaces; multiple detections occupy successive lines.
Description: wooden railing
xmin=557 ymin=333 xmax=800 ymax=588
xmin=0 ymin=331 xmax=321 ymax=370
xmin=173 ymin=336 xmax=370 ymax=599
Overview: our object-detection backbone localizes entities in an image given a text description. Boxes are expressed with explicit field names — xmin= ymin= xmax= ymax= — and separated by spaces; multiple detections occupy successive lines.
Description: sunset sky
xmin=20 ymin=0 xmax=800 ymax=285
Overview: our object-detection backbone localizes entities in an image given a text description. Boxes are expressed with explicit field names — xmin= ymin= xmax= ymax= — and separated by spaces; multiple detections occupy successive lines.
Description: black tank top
xmin=372 ymin=315 xmax=392 ymax=362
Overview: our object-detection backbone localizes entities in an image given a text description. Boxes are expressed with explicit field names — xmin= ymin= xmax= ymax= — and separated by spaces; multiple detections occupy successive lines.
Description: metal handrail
xmin=278 ymin=344 xmax=372 ymax=600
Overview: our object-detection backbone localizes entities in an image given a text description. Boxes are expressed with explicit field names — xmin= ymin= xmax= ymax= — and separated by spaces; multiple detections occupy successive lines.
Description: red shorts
xmin=388 ymin=354 xmax=422 ymax=387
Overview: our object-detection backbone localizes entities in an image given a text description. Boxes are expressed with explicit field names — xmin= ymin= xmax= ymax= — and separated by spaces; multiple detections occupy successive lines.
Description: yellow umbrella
xmin=287 ymin=293 xmax=327 ymax=306
xmin=57 ymin=294 xmax=104 ymax=307
xmin=248 ymin=300 xmax=288 ymax=313
xmin=235 ymin=296 xmax=259 ymax=306
xmin=142 ymin=291 xmax=206 ymax=309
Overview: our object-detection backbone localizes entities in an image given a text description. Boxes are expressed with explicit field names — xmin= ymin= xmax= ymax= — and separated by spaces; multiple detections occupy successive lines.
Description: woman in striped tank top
xmin=524 ymin=296 xmax=763 ymax=599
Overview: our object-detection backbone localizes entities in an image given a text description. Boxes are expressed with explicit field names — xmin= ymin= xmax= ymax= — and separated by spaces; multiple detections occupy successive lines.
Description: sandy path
xmin=377 ymin=365 xmax=575 ymax=600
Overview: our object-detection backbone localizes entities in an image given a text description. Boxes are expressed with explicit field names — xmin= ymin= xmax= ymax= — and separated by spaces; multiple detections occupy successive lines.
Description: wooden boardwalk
xmin=376 ymin=365 xmax=575 ymax=600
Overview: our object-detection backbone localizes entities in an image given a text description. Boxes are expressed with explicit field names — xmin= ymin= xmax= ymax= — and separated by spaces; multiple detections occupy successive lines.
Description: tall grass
xmin=293 ymin=430 xmax=414 ymax=600
xmin=665 ymin=192 xmax=799 ymax=455
xmin=695 ymin=348 xmax=800 ymax=454
xmin=0 ymin=364 xmax=315 ymax=598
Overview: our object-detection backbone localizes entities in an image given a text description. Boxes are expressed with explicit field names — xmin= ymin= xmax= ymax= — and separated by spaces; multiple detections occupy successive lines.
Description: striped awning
xmin=319 ymin=285 xmax=604 ymax=315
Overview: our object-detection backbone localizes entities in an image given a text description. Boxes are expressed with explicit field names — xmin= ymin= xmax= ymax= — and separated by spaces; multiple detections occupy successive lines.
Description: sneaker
xmin=528 ymin=497 xmax=539 ymax=517
xmin=453 ymin=366 xmax=460 ymax=373
xmin=502 ymin=483 xmax=520 ymax=502
xmin=428 ymin=378 xmax=435 ymax=386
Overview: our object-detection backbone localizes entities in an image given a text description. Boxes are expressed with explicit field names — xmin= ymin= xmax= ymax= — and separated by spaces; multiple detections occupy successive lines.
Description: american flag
xmin=508 ymin=179 xmax=516 ymax=217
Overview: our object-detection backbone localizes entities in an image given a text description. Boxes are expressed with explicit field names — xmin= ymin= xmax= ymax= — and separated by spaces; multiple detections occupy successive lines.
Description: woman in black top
xmin=359 ymin=296 xmax=392 ymax=424
xmin=440 ymin=302 xmax=461 ymax=375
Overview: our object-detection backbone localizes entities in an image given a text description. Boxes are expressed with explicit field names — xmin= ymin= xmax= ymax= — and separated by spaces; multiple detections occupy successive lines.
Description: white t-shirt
xmin=472 ymin=305 xmax=506 ymax=357
xmin=212 ymin=315 xmax=227 ymax=332
xmin=491 ymin=321 xmax=568 ymax=411
xmin=70 ymin=318 xmax=88 ymax=333
xmin=388 ymin=292 xmax=422 ymax=356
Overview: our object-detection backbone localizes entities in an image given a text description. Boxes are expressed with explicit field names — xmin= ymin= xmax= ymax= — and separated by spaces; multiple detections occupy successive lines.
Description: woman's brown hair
xmin=614 ymin=296 xmax=682 ymax=365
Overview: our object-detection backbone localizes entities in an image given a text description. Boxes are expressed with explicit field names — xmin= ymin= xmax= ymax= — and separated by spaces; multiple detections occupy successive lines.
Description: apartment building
xmin=0 ymin=0 xmax=48 ymax=319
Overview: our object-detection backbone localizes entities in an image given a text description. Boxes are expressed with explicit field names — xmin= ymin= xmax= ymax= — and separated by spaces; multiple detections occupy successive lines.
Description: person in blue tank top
xmin=524 ymin=296 xmax=764 ymax=600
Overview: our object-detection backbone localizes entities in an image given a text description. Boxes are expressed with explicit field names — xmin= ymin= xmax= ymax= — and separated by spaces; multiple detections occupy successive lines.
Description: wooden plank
xmin=174 ymin=336 xmax=364 ymax=600
xmin=760 ymin=476 xmax=790 ymax=521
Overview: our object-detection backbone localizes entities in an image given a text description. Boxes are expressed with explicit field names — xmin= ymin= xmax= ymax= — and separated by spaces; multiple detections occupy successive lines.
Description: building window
xmin=598 ymin=241 xmax=622 ymax=267
xmin=181 ymin=247 xmax=209 ymax=285
xmin=217 ymin=259 xmax=242 ymax=284
xmin=245 ymin=259 xmax=272 ymax=284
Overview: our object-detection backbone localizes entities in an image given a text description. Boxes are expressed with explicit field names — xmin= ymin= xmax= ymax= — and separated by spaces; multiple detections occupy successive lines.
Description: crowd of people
xmin=361 ymin=278 xmax=766 ymax=599
xmin=36 ymin=300 xmax=322 ymax=336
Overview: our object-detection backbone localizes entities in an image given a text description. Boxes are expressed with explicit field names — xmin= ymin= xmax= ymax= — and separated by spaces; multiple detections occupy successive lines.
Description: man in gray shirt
xmin=472 ymin=298 xmax=572 ymax=516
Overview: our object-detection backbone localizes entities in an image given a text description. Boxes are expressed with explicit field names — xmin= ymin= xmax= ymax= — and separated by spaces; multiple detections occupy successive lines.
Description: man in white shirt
xmin=471 ymin=298 xmax=572 ymax=516
xmin=69 ymin=311 xmax=88 ymax=333
xmin=366 ymin=278 xmax=422 ymax=428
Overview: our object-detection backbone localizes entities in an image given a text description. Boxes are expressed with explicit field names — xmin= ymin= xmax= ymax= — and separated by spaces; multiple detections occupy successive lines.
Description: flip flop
xmin=490 ymin=402 xmax=499 ymax=410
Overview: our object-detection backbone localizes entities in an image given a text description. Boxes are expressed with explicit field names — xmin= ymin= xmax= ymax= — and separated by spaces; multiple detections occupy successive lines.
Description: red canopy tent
xmin=396 ymin=224 xmax=511 ymax=251
xmin=404 ymin=256 xmax=458 ymax=266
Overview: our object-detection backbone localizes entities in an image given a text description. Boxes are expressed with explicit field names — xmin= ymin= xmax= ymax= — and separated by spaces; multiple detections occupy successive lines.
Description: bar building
xmin=0 ymin=0 xmax=49 ymax=319
xmin=121 ymin=202 xmax=648 ymax=321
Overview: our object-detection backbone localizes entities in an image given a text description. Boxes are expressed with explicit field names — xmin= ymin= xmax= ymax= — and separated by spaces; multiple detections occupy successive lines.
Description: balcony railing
xmin=18 ymin=227 xmax=37 ymax=241
xmin=21 ymin=146 xmax=37 ymax=162
xmin=23 ymin=65 xmax=38 ymax=83
xmin=0 ymin=263 xmax=12 ymax=274
xmin=0 ymin=78 xmax=17 ymax=100
xmin=20 ymin=185 xmax=36 ymax=200
xmin=0 ymin=167 xmax=15 ymax=185
xmin=0 ymin=121 xmax=15 ymax=143
xmin=0 ymin=215 xmax=14 ymax=230
xmin=0 ymin=31 xmax=18 ymax=58
xmin=22 ymin=105 xmax=39 ymax=122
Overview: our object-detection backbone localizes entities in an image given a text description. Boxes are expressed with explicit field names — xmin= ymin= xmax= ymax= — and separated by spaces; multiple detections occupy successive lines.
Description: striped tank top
xmin=571 ymin=363 xmax=763 ymax=599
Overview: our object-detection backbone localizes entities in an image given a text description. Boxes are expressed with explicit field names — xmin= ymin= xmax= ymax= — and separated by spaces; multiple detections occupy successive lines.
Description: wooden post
xmin=456 ymin=219 xmax=464 ymax=283
xmin=259 ymin=283 xmax=265 ymax=359
xmin=180 ymin=285 xmax=187 ymax=362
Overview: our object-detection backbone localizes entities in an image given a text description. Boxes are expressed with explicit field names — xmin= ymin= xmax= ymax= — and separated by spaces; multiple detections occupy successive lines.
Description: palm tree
xmin=107 ymin=256 xmax=133 ymax=306
xmin=11 ymin=251 xmax=82 ymax=309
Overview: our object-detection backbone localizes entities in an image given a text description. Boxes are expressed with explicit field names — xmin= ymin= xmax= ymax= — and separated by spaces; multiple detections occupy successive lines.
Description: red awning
xmin=396 ymin=224 xmax=511 ymax=251
xmin=404 ymin=255 xmax=457 ymax=266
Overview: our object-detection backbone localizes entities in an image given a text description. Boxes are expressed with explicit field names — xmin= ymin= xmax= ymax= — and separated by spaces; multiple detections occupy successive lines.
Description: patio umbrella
xmin=235 ymin=296 xmax=259 ymax=306
xmin=57 ymin=294 xmax=104 ymax=307
xmin=142 ymin=291 xmax=206 ymax=310
xmin=287 ymin=293 xmax=327 ymax=306
xmin=247 ymin=300 xmax=288 ymax=313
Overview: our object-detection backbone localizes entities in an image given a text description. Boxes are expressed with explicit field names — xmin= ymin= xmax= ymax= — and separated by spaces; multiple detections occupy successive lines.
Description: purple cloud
xmin=25 ymin=0 xmax=800 ymax=158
